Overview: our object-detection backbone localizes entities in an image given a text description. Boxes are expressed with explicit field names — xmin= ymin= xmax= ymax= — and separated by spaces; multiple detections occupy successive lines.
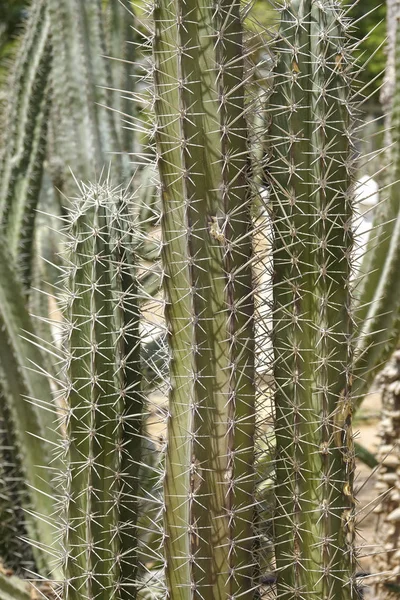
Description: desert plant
xmin=58 ymin=182 xmax=144 ymax=600
xmin=1 ymin=1 xmax=400 ymax=600
xmin=152 ymin=0 xmax=256 ymax=591
xmin=266 ymin=2 xmax=358 ymax=599
xmin=0 ymin=0 xmax=51 ymax=288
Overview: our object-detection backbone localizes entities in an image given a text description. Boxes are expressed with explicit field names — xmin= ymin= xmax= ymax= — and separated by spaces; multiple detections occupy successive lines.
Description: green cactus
xmin=0 ymin=241 xmax=59 ymax=577
xmin=267 ymin=2 xmax=358 ymax=600
xmin=48 ymin=0 xmax=123 ymax=185
xmin=0 ymin=0 xmax=51 ymax=289
xmin=0 ymin=400 xmax=36 ymax=575
xmin=152 ymin=0 xmax=256 ymax=596
xmin=354 ymin=11 xmax=400 ymax=405
xmin=105 ymin=0 xmax=138 ymax=155
xmin=59 ymin=182 xmax=144 ymax=600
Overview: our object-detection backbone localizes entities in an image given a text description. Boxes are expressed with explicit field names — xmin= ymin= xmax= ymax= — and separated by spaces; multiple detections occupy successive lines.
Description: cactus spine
xmin=268 ymin=2 xmax=357 ymax=599
xmin=153 ymin=0 xmax=256 ymax=595
xmin=59 ymin=183 xmax=143 ymax=600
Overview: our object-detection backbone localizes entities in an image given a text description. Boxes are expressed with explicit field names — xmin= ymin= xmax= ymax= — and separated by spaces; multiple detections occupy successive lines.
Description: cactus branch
xmin=268 ymin=2 xmax=357 ymax=599
xmin=153 ymin=0 xmax=256 ymax=594
xmin=60 ymin=182 xmax=143 ymax=600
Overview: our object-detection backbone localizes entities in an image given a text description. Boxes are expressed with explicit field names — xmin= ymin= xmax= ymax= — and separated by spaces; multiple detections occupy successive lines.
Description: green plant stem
xmin=269 ymin=2 xmax=357 ymax=599
xmin=153 ymin=0 xmax=256 ymax=594
xmin=61 ymin=184 xmax=142 ymax=600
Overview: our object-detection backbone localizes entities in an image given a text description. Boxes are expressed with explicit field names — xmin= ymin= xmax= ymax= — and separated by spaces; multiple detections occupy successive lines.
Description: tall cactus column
xmin=60 ymin=184 xmax=143 ymax=600
xmin=152 ymin=0 xmax=256 ymax=596
xmin=268 ymin=2 xmax=357 ymax=600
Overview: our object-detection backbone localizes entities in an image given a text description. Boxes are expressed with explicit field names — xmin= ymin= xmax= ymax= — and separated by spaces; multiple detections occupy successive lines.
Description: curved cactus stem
xmin=268 ymin=2 xmax=358 ymax=599
xmin=354 ymin=14 xmax=400 ymax=406
xmin=60 ymin=182 xmax=143 ymax=600
xmin=5 ymin=83 xmax=51 ymax=289
xmin=0 ymin=243 xmax=59 ymax=577
xmin=153 ymin=0 xmax=256 ymax=595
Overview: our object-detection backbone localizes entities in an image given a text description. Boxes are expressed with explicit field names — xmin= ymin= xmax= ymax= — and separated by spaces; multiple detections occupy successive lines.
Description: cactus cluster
xmin=1 ymin=1 xmax=399 ymax=600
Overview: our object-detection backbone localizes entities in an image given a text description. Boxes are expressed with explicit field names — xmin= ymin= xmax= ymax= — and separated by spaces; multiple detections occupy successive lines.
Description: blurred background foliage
xmin=0 ymin=0 xmax=28 ymax=81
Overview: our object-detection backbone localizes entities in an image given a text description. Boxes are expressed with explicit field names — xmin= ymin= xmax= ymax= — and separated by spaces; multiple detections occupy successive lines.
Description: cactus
xmin=354 ymin=9 xmax=400 ymax=405
xmin=267 ymin=2 xmax=358 ymax=600
xmin=0 ymin=241 xmax=60 ymax=577
xmin=48 ymin=0 xmax=126 ymax=186
xmin=152 ymin=0 xmax=256 ymax=595
xmin=0 ymin=0 xmax=51 ymax=289
xmin=59 ymin=182 xmax=144 ymax=600
xmin=0 ymin=400 xmax=36 ymax=575
xmin=105 ymin=0 xmax=138 ymax=155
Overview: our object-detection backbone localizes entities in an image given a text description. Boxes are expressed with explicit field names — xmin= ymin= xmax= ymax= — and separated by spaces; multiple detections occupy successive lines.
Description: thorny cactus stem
xmin=0 ymin=0 xmax=51 ymax=288
xmin=354 ymin=8 xmax=400 ymax=405
xmin=59 ymin=183 xmax=143 ymax=600
xmin=268 ymin=2 xmax=358 ymax=599
xmin=152 ymin=0 xmax=256 ymax=595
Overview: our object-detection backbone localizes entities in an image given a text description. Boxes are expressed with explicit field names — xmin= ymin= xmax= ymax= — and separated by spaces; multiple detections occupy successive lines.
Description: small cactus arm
xmin=153 ymin=0 xmax=256 ymax=595
xmin=268 ymin=2 xmax=358 ymax=599
xmin=354 ymin=13 xmax=400 ymax=406
xmin=0 ymin=0 xmax=51 ymax=289
xmin=59 ymin=183 xmax=143 ymax=600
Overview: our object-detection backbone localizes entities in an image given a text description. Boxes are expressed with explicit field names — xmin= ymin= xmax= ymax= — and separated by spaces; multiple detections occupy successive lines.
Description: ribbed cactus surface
xmin=0 ymin=0 xmax=51 ymax=288
xmin=354 ymin=6 xmax=400 ymax=404
xmin=268 ymin=2 xmax=357 ymax=599
xmin=59 ymin=183 xmax=143 ymax=600
xmin=153 ymin=0 xmax=256 ymax=595
xmin=48 ymin=0 xmax=122 ymax=184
